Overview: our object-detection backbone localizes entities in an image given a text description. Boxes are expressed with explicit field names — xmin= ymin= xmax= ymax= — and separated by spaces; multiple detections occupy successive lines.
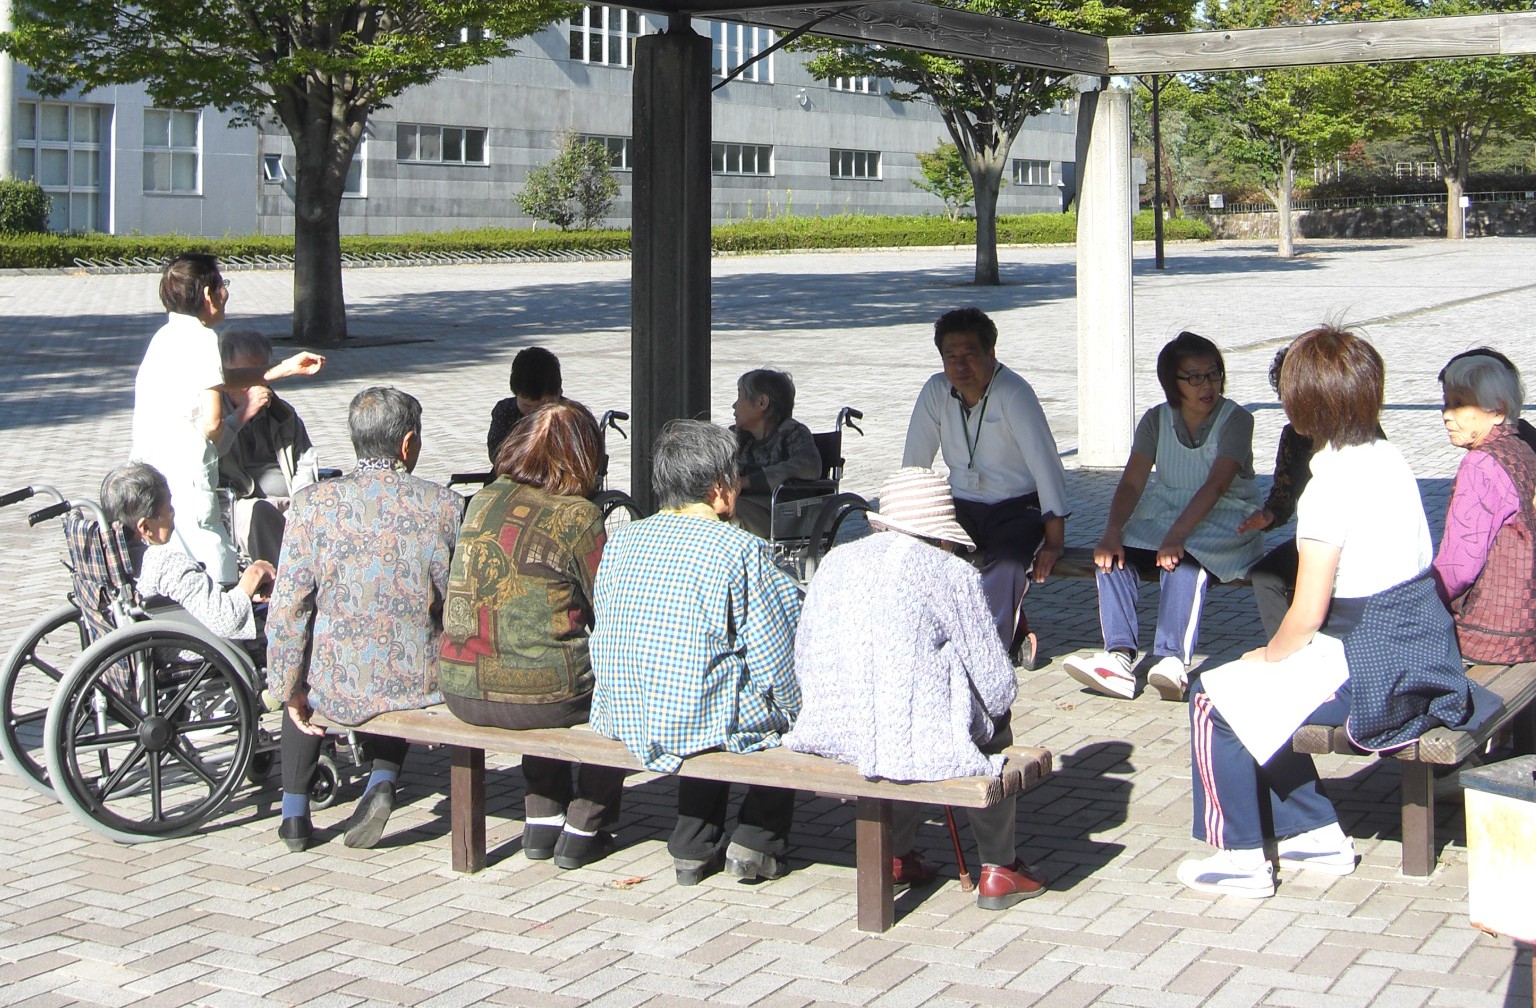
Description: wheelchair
xmin=452 ymin=408 xmax=643 ymax=533
xmin=0 ymin=485 xmax=353 ymax=842
xmin=763 ymin=406 xmax=872 ymax=583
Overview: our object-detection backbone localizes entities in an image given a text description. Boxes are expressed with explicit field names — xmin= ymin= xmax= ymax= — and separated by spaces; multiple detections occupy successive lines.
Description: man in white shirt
xmin=902 ymin=307 xmax=1069 ymax=657
xmin=130 ymin=253 xmax=324 ymax=583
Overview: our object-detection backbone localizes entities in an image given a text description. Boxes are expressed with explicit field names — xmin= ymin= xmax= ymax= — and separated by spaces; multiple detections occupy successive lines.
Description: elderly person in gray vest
xmin=730 ymin=368 xmax=822 ymax=538
xmin=787 ymin=467 xmax=1048 ymax=910
xmin=266 ymin=387 xmax=461 ymax=853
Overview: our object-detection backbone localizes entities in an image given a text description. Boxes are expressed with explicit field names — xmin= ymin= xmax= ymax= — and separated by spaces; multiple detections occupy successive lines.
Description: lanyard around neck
xmin=957 ymin=364 xmax=1001 ymax=469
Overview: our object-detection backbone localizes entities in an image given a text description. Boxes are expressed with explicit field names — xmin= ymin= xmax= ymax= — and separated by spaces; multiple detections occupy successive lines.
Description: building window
xmin=1012 ymin=159 xmax=1052 ymax=186
xmin=582 ymin=135 xmax=631 ymax=171
xmin=262 ymin=154 xmax=286 ymax=183
xmin=831 ymin=149 xmax=881 ymax=180
xmin=712 ymin=142 xmax=773 ymax=176
xmin=397 ymin=124 xmax=488 ymax=165
xmin=344 ymin=137 xmax=367 ymax=196
xmin=569 ymin=6 xmax=646 ymax=67
xmin=711 ymin=22 xmax=774 ymax=82
xmin=15 ymin=100 xmax=105 ymax=232
xmin=831 ymin=75 xmax=877 ymax=94
xmin=144 ymin=108 xmax=200 ymax=194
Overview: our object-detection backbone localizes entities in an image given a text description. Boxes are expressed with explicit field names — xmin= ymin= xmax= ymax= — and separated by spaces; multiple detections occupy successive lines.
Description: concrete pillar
xmin=630 ymin=18 xmax=712 ymax=513
xmin=0 ymin=0 xmax=13 ymax=179
xmin=1074 ymin=79 xmax=1135 ymax=469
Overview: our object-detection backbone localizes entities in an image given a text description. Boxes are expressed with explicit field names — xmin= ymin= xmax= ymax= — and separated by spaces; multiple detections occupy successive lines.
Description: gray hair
xmin=349 ymin=386 xmax=423 ymax=460
xmin=101 ymin=462 xmax=171 ymax=532
xmin=1440 ymin=353 xmax=1524 ymax=420
xmin=652 ymin=420 xmax=739 ymax=510
xmin=737 ymin=369 xmax=796 ymax=427
xmin=218 ymin=327 xmax=272 ymax=369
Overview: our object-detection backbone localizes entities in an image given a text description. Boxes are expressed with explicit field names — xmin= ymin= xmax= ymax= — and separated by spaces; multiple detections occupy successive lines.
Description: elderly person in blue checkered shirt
xmin=591 ymin=420 xmax=803 ymax=887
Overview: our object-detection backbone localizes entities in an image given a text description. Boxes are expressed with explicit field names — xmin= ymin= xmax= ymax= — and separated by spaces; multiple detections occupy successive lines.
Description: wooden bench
xmin=342 ymin=705 xmax=1053 ymax=933
xmin=1292 ymin=661 xmax=1536 ymax=876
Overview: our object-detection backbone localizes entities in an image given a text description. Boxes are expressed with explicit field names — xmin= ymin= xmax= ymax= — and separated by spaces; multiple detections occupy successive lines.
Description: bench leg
xmin=451 ymin=745 xmax=486 ymax=874
xmin=855 ymin=797 xmax=894 ymax=933
xmin=1513 ymin=703 xmax=1536 ymax=755
xmin=1401 ymin=761 xmax=1436 ymax=877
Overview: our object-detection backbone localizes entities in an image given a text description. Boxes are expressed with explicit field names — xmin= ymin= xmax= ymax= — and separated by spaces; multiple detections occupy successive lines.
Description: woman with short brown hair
xmin=440 ymin=400 xmax=625 ymax=870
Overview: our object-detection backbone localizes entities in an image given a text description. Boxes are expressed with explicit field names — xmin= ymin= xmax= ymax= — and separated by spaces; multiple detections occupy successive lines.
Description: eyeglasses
xmin=212 ymin=278 xmax=230 ymax=292
xmin=1176 ymin=368 xmax=1223 ymax=387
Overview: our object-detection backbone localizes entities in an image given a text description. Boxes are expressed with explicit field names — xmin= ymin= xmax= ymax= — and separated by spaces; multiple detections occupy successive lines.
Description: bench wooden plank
xmin=331 ymin=705 xmax=1053 ymax=933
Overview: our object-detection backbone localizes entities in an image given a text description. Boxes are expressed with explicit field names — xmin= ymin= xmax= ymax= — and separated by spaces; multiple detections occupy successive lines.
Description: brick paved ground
xmin=2 ymin=237 xmax=1534 ymax=1007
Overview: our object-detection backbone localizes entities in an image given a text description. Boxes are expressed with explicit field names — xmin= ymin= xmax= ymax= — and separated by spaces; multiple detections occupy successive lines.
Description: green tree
xmin=517 ymin=131 xmax=622 ymax=231
xmin=1187 ymin=0 xmax=1373 ymax=256
xmin=1 ymin=0 xmax=571 ymax=345
xmin=1376 ymin=0 xmax=1536 ymax=238
xmin=913 ymin=141 xmax=974 ymax=221
xmin=0 ymin=178 xmax=50 ymax=233
xmin=796 ymin=0 xmax=1193 ymax=286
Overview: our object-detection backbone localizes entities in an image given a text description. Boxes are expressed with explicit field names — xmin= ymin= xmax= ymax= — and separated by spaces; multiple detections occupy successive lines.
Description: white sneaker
xmin=1276 ymin=832 xmax=1357 ymax=877
xmin=1063 ymin=651 xmax=1136 ymax=699
xmin=1176 ymin=849 xmax=1275 ymax=898
xmin=1146 ymin=656 xmax=1189 ymax=702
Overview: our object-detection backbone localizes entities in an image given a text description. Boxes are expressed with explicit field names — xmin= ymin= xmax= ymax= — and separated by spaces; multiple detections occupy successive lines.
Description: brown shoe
xmin=976 ymin=859 xmax=1048 ymax=910
xmin=892 ymin=850 xmax=939 ymax=890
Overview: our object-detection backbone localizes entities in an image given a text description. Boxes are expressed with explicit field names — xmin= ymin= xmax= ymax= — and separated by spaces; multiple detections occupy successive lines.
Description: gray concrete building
xmin=8 ymin=7 xmax=1078 ymax=236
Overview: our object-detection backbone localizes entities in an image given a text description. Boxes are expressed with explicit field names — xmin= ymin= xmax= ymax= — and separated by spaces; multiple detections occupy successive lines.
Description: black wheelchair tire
xmin=0 ymin=604 xmax=87 ymax=796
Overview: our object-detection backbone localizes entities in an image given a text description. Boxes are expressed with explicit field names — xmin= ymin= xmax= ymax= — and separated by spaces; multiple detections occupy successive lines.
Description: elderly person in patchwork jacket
xmin=788 ymin=466 xmax=1048 ymax=911
xmin=266 ymin=386 xmax=462 ymax=854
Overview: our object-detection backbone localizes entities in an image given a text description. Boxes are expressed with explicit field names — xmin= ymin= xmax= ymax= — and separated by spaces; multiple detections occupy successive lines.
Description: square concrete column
xmin=1074 ymin=80 xmax=1135 ymax=469
xmin=630 ymin=20 xmax=713 ymax=513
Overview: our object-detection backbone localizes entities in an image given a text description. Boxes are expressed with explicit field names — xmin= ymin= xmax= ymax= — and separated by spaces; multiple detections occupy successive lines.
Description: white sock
xmin=527 ymin=814 xmax=566 ymax=828
xmin=563 ymin=824 xmax=597 ymax=838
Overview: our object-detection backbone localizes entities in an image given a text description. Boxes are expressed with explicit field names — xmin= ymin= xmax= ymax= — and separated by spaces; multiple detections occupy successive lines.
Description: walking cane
xmin=944 ymin=806 xmax=974 ymax=891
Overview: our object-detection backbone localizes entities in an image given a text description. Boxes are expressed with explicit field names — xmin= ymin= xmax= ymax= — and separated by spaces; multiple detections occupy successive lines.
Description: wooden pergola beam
xmin=1107 ymin=10 xmax=1536 ymax=74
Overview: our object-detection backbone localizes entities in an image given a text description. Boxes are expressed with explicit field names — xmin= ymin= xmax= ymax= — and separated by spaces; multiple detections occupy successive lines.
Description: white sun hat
xmin=867 ymin=467 xmax=976 ymax=552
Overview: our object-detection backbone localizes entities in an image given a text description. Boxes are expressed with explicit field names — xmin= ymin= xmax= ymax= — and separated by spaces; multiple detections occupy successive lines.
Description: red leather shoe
xmin=976 ymin=859 xmax=1048 ymax=910
xmin=892 ymin=851 xmax=939 ymax=890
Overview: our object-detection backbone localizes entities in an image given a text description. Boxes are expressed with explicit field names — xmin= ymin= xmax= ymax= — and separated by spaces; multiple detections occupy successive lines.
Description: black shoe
xmin=674 ymin=849 xmax=723 ymax=886
xmin=343 ymin=781 xmax=395 ymax=849
xmin=523 ymin=823 xmax=560 ymax=860
xmin=278 ymin=815 xmax=312 ymax=852
xmin=552 ymin=830 xmax=614 ymax=870
xmin=724 ymin=842 xmax=787 ymax=881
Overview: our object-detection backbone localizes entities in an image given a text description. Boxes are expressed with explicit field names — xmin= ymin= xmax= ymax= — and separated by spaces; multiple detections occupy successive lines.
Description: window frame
xmin=143 ymin=107 xmax=201 ymax=195
xmin=396 ymin=123 xmax=490 ymax=166
xmin=568 ymin=5 xmax=648 ymax=68
xmin=1011 ymin=158 xmax=1053 ymax=186
xmin=15 ymin=100 xmax=106 ymax=232
xmin=710 ymin=22 xmax=775 ymax=83
xmin=830 ymin=148 xmax=881 ymax=180
xmin=711 ymin=142 xmax=774 ymax=177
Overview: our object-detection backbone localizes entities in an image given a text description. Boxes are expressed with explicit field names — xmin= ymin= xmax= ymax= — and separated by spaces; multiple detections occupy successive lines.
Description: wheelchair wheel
xmin=45 ymin=622 xmax=257 ymax=843
xmin=0 ymin=604 xmax=87 ymax=795
xmin=802 ymin=493 xmax=872 ymax=579
xmin=592 ymin=489 xmax=642 ymax=536
xmin=309 ymin=752 xmax=342 ymax=809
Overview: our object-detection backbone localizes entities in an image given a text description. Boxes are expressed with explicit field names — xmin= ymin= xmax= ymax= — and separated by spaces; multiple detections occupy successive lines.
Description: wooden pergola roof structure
xmin=616 ymin=2 xmax=1536 ymax=506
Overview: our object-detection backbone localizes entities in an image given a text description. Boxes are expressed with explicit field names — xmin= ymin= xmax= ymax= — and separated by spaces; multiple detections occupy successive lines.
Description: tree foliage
xmin=0 ymin=178 xmax=51 ymax=233
xmin=913 ymin=142 xmax=975 ymax=220
xmin=795 ymin=0 xmax=1195 ymax=285
xmin=517 ymin=131 xmax=623 ymax=231
xmin=1 ymin=0 xmax=573 ymax=343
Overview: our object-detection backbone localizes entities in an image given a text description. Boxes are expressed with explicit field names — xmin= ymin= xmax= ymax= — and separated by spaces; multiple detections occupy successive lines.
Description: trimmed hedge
xmin=0 ymin=212 xmax=1209 ymax=269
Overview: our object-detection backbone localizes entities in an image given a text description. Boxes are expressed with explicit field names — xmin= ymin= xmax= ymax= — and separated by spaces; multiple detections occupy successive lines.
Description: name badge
xmin=958 ymin=469 xmax=981 ymax=491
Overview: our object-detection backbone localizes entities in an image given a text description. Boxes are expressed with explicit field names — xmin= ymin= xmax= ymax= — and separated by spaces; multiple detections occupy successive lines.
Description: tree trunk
xmin=1445 ymin=172 xmax=1465 ymax=240
xmin=971 ymin=158 xmax=1005 ymax=286
xmin=288 ymin=103 xmax=358 ymax=346
xmin=1275 ymin=151 xmax=1297 ymax=259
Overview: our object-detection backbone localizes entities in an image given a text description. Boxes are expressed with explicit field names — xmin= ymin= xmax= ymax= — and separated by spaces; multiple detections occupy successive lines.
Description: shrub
xmin=0 ymin=178 xmax=50 ymax=233
xmin=912 ymin=143 xmax=973 ymax=222
xmin=516 ymin=131 xmax=622 ymax=231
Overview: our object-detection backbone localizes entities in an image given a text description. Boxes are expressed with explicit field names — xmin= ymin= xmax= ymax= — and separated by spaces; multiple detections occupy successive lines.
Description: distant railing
xmin=1200 ymin=190 xmax=1536 ymax=215
xmin=71 ymin=247 xmax=631 ymax=274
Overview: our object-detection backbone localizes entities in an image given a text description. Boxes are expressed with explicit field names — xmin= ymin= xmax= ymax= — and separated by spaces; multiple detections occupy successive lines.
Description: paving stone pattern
xmin=1 ymin=239 xmax=1534 ymax=1007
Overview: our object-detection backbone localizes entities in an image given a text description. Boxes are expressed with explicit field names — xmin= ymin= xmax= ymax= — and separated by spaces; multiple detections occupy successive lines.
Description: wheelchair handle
xmin=0 ymin=486 xmax=35 ymax=508
xmin=837 ymin=406 xmax=864 ymax=436
xmin=601 ymin=410 xmax=630 ymax=440
xmin=27 ymin=501 xmax=70 ymax=526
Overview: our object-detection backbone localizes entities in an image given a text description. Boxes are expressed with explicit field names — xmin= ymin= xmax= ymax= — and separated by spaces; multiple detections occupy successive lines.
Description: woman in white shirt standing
xmin=1178 ymin=324 xmax=1471 ymax=898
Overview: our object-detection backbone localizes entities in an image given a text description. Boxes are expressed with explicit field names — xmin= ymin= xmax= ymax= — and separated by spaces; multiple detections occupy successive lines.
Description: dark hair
xmin=510 ymin=346 xmax=562 ymax=399
xmin=1156 ymin=331 xmax=1225 ymax=404
xmin=1279 ymin=324 xmax=1383 ymax=449
xmin=1268 ymin=347 xmax=1288 ymax=395
xmin=494 ymin=399 xmax=602 ymax=497
xmin=349 ymin=386 xmax=423 ymax=460
xmin=159 ymin=253 xmax=222 ymax=316
xmin=652 ymin=420 xmax=738 ymax=510
xmin=933 ymin=307 xmax=997 ymax=352
xmin=218 ymin=327 xmax=272 ymax=369
xmin=102 ymin=462 xmax=171 ymax=536
xmin=737 ymin=368 xmax=796 ymax=427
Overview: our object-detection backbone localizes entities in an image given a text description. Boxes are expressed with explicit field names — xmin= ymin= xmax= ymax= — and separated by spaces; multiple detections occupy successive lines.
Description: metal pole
xmin=1151 ymin=76 xmax=1165 ymax=270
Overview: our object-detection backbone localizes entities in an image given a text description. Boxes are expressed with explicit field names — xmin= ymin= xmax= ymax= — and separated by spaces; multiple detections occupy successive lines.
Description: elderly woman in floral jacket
xmin=266 ymin=387 xmax=461 ymax=853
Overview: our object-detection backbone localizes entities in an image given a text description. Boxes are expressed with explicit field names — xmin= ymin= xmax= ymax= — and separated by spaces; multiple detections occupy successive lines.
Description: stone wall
xmin=1202 ymin=200 xmax=1536 ymax=240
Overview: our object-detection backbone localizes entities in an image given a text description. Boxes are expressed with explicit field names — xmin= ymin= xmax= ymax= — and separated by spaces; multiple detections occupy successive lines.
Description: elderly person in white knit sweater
xmin=787 ymin=467 xmax=1048 ymax=910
